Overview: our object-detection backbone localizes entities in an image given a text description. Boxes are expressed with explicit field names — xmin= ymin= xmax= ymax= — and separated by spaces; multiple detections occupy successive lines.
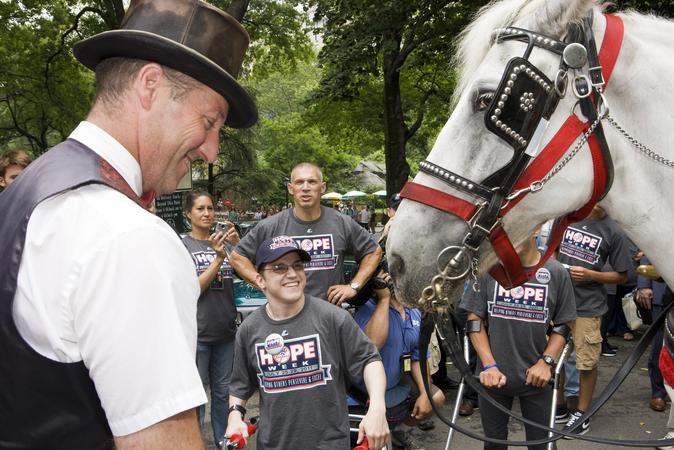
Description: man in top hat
xmin=226 ymin=236 xmax=389 ymax=450
xmin=0 ymin=1 xmax=256 ymax=449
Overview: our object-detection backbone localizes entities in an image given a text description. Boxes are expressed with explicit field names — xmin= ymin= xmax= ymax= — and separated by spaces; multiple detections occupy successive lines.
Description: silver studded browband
xmin=418 ymin=160 xmax=494 ymax=199
xmin=491 ymin=27 xmax=567 ymax=55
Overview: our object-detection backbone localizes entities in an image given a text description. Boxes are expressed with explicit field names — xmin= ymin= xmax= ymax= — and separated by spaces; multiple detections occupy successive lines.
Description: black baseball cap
xmin=255 ymin=235 xmax=311 ymax=271
xmin=388 ymin=192 xmax=402 ymax=209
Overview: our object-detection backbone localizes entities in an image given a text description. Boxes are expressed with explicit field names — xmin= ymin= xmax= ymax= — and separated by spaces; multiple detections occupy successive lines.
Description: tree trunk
xmin=382 ymin=35 xmax=410 ymax=197
xmin=208 ymin=163 xmax=215 ymax=195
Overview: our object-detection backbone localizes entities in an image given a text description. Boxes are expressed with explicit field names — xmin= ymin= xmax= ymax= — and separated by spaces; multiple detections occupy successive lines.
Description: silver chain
xmin=470 ymin=256 xmax=480 ymax=292
xmin=605 ymin=115 xmax=674 ymax=168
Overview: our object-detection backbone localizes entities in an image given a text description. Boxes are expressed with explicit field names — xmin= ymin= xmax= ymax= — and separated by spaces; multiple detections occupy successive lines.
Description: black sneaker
xmin=391 ymin=429 xmax=426 ymax=450
xmin=601 ymin=345 xmax=617 ymax=357
xmin=555 ymin=404 xmax=569 ymax=423
xmin=563 ymin=411 xmax=590 ymax=438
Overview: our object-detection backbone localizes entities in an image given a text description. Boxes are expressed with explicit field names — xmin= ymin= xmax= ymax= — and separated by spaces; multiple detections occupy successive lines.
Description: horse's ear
xmin=530 ymin=0 xmax=597 ymax=37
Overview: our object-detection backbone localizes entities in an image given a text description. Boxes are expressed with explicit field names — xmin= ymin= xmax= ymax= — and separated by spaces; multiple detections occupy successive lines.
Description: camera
xmin=347 ymin=259 xmax=391 ymax=307
xmin=215 ymin=222 xmax=231 ymax=234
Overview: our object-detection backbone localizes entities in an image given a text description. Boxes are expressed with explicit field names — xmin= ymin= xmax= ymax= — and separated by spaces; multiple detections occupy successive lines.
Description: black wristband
xmin=228 ymin=404 xmax=246 ymax=418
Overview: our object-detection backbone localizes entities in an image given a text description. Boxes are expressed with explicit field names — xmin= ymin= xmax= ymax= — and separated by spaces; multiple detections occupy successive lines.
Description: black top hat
xmin=73 ymin=0 xmax=257 ymax=129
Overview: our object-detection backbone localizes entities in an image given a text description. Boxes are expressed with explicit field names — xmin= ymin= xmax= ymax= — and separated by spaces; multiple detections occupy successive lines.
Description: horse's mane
xmin=452 ymin=0 xmax=607 ymax=103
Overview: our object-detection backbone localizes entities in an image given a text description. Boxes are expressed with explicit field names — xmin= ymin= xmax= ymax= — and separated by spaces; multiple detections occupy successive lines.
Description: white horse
xmin=387 ymin=0 xmax=674 ymax=309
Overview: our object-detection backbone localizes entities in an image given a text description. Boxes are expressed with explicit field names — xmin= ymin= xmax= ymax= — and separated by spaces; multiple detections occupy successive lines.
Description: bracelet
xmin=228 ymin=404 xmax=246 ymax=418
xmin=482 ymin=363 xmax=498 ymax=372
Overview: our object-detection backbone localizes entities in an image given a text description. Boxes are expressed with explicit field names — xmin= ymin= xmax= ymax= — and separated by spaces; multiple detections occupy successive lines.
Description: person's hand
xmin=411 ymin=394 xmax=433 ymax=421
xmin=479 ymin=366 xmax=506 ymax=388
xmin=223 ymin=413 xmax=249 ymax=446
xmin=525 ymin=360 xmax=552 ymax=388
xmin=358 ymin=405 xmax=389 ymax=450
xmin=223 ymin=221 xmax=240 ymax=245
xmin=636 ymin=288 xmax=653 ymax=310
xmin=327 ymin=284 xmax=357 ymax=305
xmin=568 ymin=266 xmax=593 ymax=282
xmin=208 ymin=231 xmax=227 ymax=260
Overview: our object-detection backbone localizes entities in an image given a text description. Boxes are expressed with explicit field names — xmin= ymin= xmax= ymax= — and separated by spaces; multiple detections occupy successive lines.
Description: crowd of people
xmin=1 ymin=1 xmax=672 ymax=450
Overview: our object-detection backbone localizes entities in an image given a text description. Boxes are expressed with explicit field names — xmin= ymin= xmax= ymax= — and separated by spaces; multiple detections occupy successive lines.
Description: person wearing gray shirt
xmin=461 ymin=233 xmax=576 ymax=449
xmin=225 ymin=236 xmax=389 ymax=450
xmin=555 ymin=205 xmax=632 ymax=436
xmin=231 ymin=162 xmax=382 ymax=304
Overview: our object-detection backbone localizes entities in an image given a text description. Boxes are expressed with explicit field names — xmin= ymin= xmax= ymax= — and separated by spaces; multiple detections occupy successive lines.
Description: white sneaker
xmin=657 ymin=430 xmax=674 ymax=450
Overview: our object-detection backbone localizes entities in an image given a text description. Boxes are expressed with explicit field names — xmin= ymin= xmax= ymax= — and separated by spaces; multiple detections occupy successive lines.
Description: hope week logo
xmin=255 ymin=334 xmax=332 ymax=393
xmin=191 ymin=250 xmax=232 ymax=290
xmin=292 ymin=234 xmax=337 ymax=271
xmin=559 ymin=227 xmax=603 ymax=264
xmin=488 ymin=282 xmax=549 ymax=323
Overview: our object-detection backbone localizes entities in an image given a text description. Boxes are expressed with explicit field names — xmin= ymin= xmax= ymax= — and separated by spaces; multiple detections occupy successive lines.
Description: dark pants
xmin=479 ymin=389 xmax=555 ymax=450
xmin=649 ymin=304 xmax=667 ymax=399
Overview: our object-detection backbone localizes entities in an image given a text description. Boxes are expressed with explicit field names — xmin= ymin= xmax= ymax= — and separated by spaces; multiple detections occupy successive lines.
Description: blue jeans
xmin=197 ymin=339 xmax=235 ymax=448
xmin=649 ymin=305 xmax=666 ymax=399
xmin=563 ymin=351 xmax=580 ymax=398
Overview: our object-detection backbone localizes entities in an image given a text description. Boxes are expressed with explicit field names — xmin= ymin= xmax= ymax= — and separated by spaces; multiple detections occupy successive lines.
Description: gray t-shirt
xmin=182 ymin=235 xmax=237 ymax=343
xmin=235 ymin=206 xmax=378 ymax=300
xmin=556 ymin=216 xmax=632 ymax=317
xmin=460 ymin=259 xmax=576 ymax=396
xmin=229 ymin=295 xmax=381 ymax=450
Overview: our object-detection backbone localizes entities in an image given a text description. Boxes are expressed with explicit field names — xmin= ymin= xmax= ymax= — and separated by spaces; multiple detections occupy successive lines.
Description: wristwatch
xmin=350 ymin=282 xmax=361 ymax=291
xmin=228 ymin=404 xmax=246 ymax=418
xmin=542 ymin=355 xmax=555 ymax=366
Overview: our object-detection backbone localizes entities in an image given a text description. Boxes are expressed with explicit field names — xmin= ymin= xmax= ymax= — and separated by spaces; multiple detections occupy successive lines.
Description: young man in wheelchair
xmin=349 ymin=264 xmax=446 ymax=450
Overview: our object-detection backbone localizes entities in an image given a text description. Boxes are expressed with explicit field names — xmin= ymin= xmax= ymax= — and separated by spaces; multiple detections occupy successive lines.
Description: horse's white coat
xmin=387 ymin=0 xmax=674 ymax=306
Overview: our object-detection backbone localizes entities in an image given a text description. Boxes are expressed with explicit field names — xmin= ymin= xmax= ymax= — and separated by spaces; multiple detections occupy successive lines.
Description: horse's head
xmin=387 ymin=0 xmax=603 ymax=309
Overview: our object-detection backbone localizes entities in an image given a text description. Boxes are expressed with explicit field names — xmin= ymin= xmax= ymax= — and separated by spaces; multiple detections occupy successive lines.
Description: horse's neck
xmin=600 ymin=12 xmax=674 ymax=286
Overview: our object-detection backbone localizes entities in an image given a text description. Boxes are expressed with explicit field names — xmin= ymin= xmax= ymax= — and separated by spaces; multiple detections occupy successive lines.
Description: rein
xmin=418 ymin=307 xmax=674 ymax=446
xmin=400 ymin=13 xmax=623 ymax=297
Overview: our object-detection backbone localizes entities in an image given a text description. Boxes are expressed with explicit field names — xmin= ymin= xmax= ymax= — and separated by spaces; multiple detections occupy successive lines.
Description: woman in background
xmin=183 ymin=191 xmax=239 ymax=448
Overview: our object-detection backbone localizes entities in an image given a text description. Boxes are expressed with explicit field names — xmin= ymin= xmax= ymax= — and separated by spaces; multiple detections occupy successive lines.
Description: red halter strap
xmin=400 ymin=14 xmax=624 ymax=288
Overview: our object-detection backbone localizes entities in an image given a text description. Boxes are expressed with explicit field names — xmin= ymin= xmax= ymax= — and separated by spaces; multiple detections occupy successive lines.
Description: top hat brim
xmin=73 ymin=30 xmax=258 ymax=129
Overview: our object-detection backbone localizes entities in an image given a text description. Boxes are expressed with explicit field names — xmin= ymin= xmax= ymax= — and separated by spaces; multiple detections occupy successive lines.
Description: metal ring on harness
xmin=417 ymin=306 xmax=674 ymax=447
xmin=436 ymin=245 xmax=471 ymax=280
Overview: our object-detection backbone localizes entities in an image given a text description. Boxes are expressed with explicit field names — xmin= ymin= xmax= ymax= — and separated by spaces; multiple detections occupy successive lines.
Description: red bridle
xmin=400 ymin=14 xmax=624 ymax=289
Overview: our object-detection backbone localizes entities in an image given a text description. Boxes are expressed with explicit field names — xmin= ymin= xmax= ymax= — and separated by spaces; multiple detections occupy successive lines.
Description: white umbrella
xmin=372 ymin=190 xmax=387 ymax=197
xmin=342 ymin=190 xmax=368 ymax=198
xmin=321 ymin=192 xmax=343 ymax=200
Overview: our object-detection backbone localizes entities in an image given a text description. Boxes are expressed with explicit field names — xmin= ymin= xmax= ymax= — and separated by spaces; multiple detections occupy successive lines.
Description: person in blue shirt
xmin=349 ymin=270 xmax=445 ymax=449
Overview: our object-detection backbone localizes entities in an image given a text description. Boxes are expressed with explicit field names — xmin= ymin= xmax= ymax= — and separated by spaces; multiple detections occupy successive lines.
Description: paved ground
xmin=203 ymin=332 xmax=670 ymax=449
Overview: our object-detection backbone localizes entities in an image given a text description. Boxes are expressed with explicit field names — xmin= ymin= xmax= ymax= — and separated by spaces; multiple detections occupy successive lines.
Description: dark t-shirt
xmin=556 ymin=216 xmax=632 ymax=317
xmin=229 ymin=295 xmax=380 ymax=450
xmin=460 ymin=259 xmax=576 ymax=396
xmin=182 ymin=235 xmax=237 ymax=343
xmin=235 ymin=206 xmax=378 ymax=300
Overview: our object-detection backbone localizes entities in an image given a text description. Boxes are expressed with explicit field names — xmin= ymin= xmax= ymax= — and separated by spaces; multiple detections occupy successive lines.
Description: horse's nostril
xmin=387 ymin=253 xmax=405 ymax=278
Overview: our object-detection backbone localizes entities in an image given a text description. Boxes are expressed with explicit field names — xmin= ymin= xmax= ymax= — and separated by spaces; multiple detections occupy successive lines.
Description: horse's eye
xmin=476 ymin=92 xmax=495 ymax=111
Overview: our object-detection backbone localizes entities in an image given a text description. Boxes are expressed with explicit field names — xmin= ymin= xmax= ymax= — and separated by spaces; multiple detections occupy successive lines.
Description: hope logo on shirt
xmin=559 ymin=227 xmax=603 ymax=264
xmin=255 ymin=334 xmax=333 ymax=393
xmin=191 ymin=250 xmax=233 ymax=290
xmin=293 ymin=234 xmax=337 ymax=271
xmin=488 ymin=282 xmax=550 ymax=323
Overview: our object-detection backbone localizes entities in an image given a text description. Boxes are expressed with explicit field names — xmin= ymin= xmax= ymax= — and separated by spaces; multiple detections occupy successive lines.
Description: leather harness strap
xmin=400 ymin=14 xmax=624 ymax=288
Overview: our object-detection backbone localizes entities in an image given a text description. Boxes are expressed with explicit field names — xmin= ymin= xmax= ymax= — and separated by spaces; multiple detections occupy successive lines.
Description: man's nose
xmin=203 ymin=131 xmax=220 ymax=163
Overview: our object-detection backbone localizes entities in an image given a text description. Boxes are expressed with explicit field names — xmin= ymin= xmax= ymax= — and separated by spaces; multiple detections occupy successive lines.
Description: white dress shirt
xmin=13 ymin=121 xmax=206 ymax=436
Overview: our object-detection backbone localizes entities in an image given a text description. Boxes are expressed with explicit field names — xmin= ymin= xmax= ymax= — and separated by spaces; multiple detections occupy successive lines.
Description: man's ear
xmin=255 ymin=272 xmax=266 ymax=291
xmin=0 ymin=177 xmax=6 ymax=188
xmin=134 ymin=63 xmax=165 ymax=110
xmin=320 ymin=182 xmax=326 ymax=194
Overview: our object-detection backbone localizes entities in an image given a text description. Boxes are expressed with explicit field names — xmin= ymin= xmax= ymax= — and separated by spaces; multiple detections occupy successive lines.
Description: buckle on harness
xmin=588 ymin=65 xmax=605 ymax=88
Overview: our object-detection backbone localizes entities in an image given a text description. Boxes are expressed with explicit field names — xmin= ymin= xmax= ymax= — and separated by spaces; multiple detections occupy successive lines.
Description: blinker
xmin=485 ymin=57 xmax=556 ymax=151
xmin=563 ymin=43 xmax=588 ymax=69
